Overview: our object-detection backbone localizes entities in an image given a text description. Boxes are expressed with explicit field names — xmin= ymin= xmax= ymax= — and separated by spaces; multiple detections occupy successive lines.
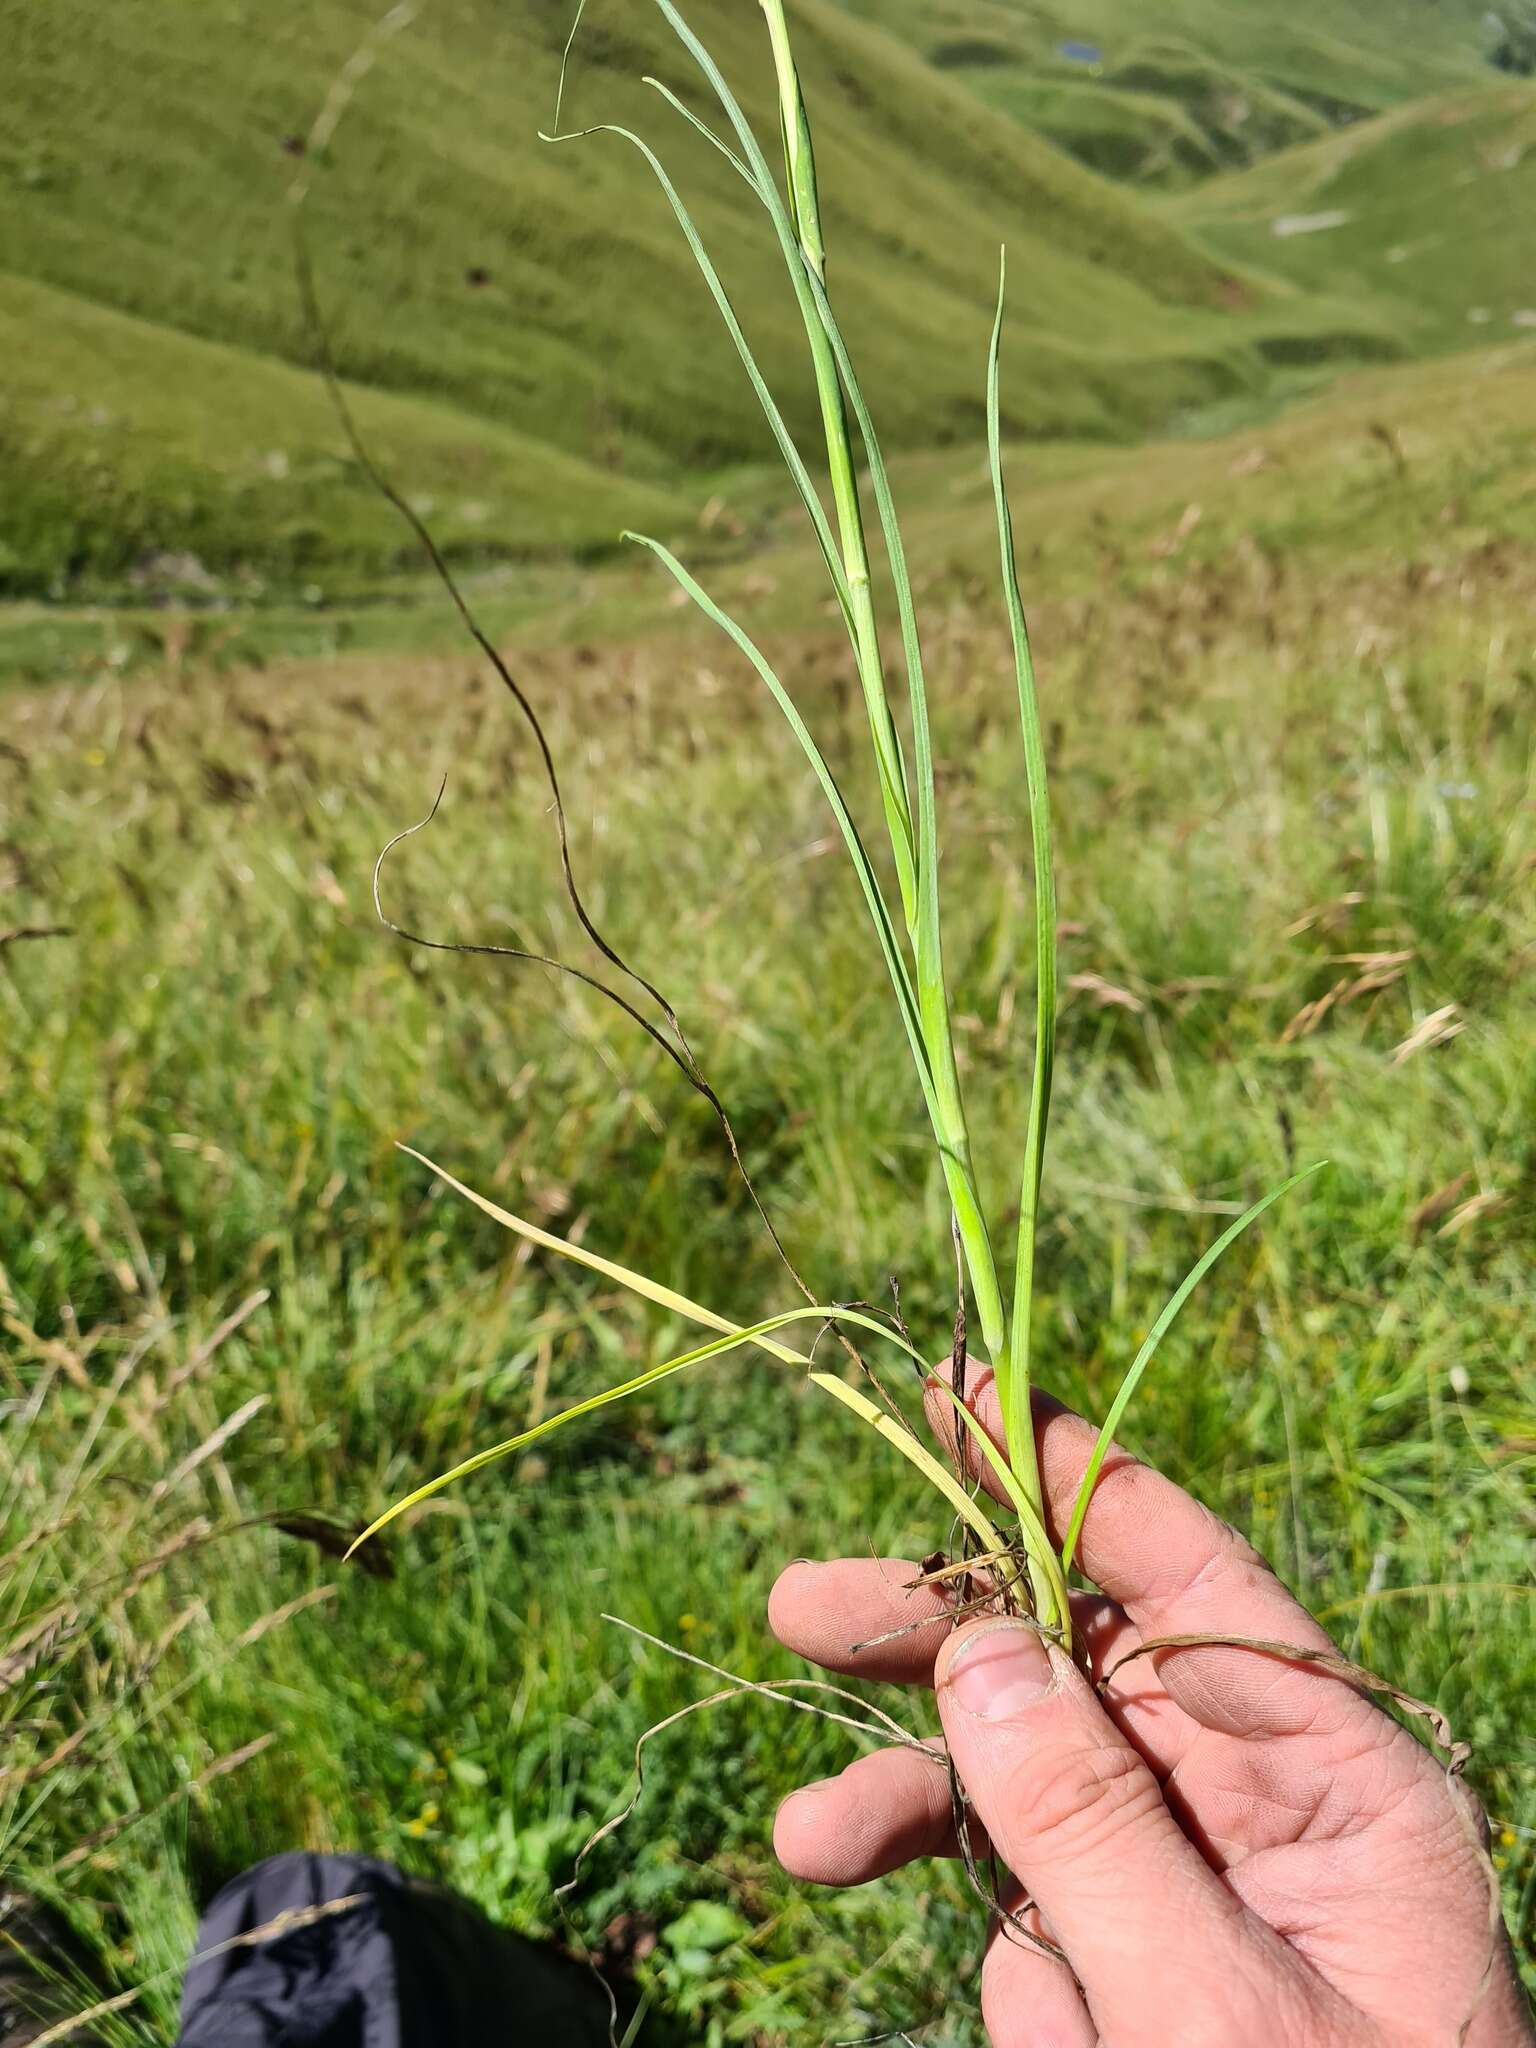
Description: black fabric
xmin=175 ymin=1854 xmax=613 ymax=2047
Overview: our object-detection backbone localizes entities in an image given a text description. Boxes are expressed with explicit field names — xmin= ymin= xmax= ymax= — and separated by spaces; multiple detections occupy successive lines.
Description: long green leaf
xmin=351 ymin=1302 xmax=906 ymax=1552
xmin=374 ymin=1147 xmax=1010 ymax=1556
xmin=538 ymin=116 xmax=854 ymax=642
xmin=796 ymin=260 xmax=1009 ymax=1377
xmin=989 ymin=251 xmax=1056 ymax=1520
xmin=651 ymin=0 xmax=917 ymax=929
xmin=644 ymin=4 xmax=1009 ymax=1380
xmin=760 ymin=0 xmax=826 ymax=282
xmin=621 ymin=534 xmax=941 ymax=1133
xmin=807 ymin=1373 xmax=1007 ymax=1557
xmin=640 ymin=76 xmax=753 ymax=185
xmin=398 ymin=1145 xmax=801 ymax=1360
xmin=925 ymin=1373 xmax=1064 ymax=1615
xmin=1059 ymin=1164 xmax=1328 ymax=1577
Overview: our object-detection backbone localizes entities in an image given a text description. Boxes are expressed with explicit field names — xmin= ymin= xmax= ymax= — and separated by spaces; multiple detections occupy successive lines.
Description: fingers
xmin=924 ymin=1366 xmax=1288 ymax=1626
xmin=924 ymin=1369 xmax=1360 ymax=1740
xmin=773 ymin=1743 xmax=957 ymax=1885
xmin=983 ymin=1893 xmax=1099 ymax=2048
xmin=771 ymin=1559 xmax=1198 ymax=1778
xmin=769 ymin=1557 xmax=952 ymax=1686
xmin=935 ymin=1618 xmax=1300 ymax=2043
xmin=778 ymin=1752 xmax=1101 ymax=2048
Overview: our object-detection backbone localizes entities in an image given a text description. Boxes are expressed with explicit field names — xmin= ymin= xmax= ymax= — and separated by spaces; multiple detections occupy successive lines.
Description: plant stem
xmin=754 ymin=2 xmax=1067 ymax=1642
xmin=754 ymin=0 xmax=1009 ymax=1364
xmin=984 ymin=261 xmax=1068 ymax=1637
xmin=760 ymin=6 xmax=915 ymax=931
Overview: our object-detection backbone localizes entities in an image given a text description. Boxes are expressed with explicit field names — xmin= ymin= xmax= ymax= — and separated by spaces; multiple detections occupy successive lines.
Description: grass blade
xmin=397 ymin=1143 xmax=804 ymax=1359
xmin=643 ymin=2 xmax=1010 ymax=1382
xmin=350 ymin=1302 xmax=914 ymax=1552
xmin=1059 ymin=1163 xmax=1328 ymax=1578
xmin=796 ymin=259 xmax=1010 ymax=1378
xmin=380 ymin=1147 xmax=1012 ymax=1555
xmin=621 ymin=535 xmax=942 ymax=1132
xmin=809 ymin=1372 xmax=1006 ymax=1557
xmin=651 ymin=0 xmax=917 ymax=927
xmin=925 ymin=1373 xmax=1063 ymax=1609
xmin=539 ymin=114 xmax=854 ymax=639
xmin=989 ymin=250 xmax=1056 ymax=1516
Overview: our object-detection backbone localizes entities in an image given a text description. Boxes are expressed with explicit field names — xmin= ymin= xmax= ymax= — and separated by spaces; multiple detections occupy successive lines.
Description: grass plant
xmin=353 ymin=0 xmax=1326 ymax=1660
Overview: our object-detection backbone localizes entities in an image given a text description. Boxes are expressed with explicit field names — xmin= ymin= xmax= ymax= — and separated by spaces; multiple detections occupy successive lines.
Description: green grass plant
xmin=353 ymin=0 xmax=1334 ymax=1654
xmin=4 ymin=11 xmax=1536 ymax=2022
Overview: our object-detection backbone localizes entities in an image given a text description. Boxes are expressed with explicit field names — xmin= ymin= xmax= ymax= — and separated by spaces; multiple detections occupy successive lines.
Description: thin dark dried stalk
xmin=291 ymin=218 xmax=850 ymax=1338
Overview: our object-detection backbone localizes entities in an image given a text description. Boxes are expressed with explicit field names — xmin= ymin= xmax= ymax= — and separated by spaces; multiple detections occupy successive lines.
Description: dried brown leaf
xmin=1391 ymin=1004 xmax=1465 ymax=1065
xmin=1065 ymin=971 xmax=1144 ymax=1013
xmin=1438 ymin=1191 xmax=1509 ymax=1239
xmin=1410 ymin=1172 xmax=1473 ymax=1240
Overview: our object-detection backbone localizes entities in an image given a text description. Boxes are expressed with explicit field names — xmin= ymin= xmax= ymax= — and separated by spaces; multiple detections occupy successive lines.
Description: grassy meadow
xmin=4 ymin=340 xmax=1536 ymax=2039
xmin=832 ymin=0 xmax=1494 ymax=182
xmin=3 ymin=0 xmax=1535 ymax=2041
xmin=1172 ymin=81 xmax=1536 ymax=355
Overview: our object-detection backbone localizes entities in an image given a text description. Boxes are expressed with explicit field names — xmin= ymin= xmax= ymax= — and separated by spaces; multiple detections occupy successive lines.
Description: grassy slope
xmin=3 ymin=341 xmax=1534 ymax=2041
xmin=1170 ymin=83 xmax=1536 ymax=356
xmin=839 ymin=0 xmax=1494 ymax=183
xmin=960 ymin=62 xmax=1324 ymax=187
xmin=0 ymin=0 xmax=1363 ymax=600
xmin=0 ymin=271 xmax=696 ymax=589
xmin=7 ymin=338 xmax=1534 ymax=689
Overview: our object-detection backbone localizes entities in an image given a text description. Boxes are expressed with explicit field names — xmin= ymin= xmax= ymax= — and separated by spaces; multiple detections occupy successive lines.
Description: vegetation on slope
xmin=1 ymin=0 xmax=1403 ymax=600
xmin=0 ymin=272 xmax=696 ymax=599
xmin=837 ymin=0 xmax=1495 ymax=184
xmin=1171 ymin=83 xmax=1536 ymax=358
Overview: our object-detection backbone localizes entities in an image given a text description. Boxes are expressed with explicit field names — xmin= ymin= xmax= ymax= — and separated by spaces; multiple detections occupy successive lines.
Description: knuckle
xmin=1176 ymin=1527 xmax=1269 ymax=1602
xmin=996 ymin=1732 xmax=1162 ymax=1863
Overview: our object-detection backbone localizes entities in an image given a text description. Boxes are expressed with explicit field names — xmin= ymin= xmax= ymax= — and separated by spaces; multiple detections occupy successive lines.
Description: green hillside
xmin=1170 ymin=83 xmax=1536 ymax=355
xmin=836 ymin=0 xmax=1496 ymax=184
xmin=1 ymin=0 xmax=1370 ymax=601
xmin=0 ymin=271 xmax=697 ymax=597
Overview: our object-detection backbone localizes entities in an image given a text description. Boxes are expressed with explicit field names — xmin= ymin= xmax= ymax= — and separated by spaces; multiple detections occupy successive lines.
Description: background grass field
xmin=2 ymin=0 xmax=1534 ymax=2041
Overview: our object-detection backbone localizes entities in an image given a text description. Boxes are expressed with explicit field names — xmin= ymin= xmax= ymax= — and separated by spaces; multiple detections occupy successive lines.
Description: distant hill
xmin=1167 ymin=83 xmax=1536 ymax=358
xmin=834 ymin=0 xmax=1496 ymax=185
xmin=0 ymin=0 xmax=1390 ymax=598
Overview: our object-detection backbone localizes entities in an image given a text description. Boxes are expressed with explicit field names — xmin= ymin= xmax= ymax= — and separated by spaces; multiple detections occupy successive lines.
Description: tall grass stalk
xmin=359 ymin=0 xmax=1320 ymax=1654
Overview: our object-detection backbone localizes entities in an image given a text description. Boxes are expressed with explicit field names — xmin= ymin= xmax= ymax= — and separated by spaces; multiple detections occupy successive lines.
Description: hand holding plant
xmin=359 ymin=0 xmax=1319 ymax=1650
xmin=771 ymin=1374 xmax=1536 ymax=2048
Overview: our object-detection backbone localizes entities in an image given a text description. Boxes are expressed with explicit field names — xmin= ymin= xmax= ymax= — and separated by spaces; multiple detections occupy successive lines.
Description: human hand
xmin=769 ymin=1369 xmax=1534 ymax=2047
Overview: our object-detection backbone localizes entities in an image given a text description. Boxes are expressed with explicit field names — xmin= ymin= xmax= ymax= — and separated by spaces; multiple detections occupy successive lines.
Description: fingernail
xmin=943 ymin=1620 xmax=1056 ymax=1719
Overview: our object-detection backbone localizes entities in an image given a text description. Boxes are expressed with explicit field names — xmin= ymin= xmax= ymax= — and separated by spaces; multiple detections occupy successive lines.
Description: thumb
xmin=936 ymin=1618 xmax=1277 ymax=2042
